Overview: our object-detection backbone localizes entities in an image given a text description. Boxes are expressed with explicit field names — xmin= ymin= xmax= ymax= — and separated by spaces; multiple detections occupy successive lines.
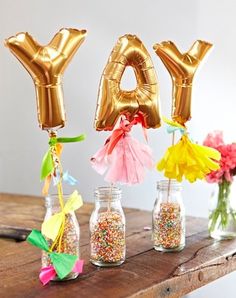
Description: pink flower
xmin=203 ymin=131 xmax=224 ymax=149
xmin=203 ymin=132 xmax=236 ymax=184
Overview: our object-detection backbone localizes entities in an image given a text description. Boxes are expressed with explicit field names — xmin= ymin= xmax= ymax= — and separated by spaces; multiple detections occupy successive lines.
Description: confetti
xmin=90 ymin=211 xmax=125 ymax=265
xmin=153 ymin=202 xmax=184 ymax=250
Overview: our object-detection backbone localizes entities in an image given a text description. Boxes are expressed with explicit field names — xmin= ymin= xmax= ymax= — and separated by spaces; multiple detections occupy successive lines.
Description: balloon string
xmin=167 ymin=132 xmax=175 ymax=202
xmin=57 ymin=173 xmax=64 ymax=210
xmin=167 ymin=85 xmax=177 ymax=202
xmin=48 ymin=131 xmax=65 ymax=252
xmin=53 ymin=153 xmax=65 ymax=252
xmin=49 ymin=184 xmax=65 ymax=252
xmin=58 ymin=216 xmax=65 ymax=253
xmin=50 ymin=215 xmax=65 ymax=253
xmin=50 ymin=143 xmax=64 ymax=210
xmin=50 ymin=215 xmax=64 ymax=252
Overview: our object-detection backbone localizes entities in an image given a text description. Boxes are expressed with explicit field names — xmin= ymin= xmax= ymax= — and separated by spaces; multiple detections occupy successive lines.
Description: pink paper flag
xmin=39 ymin=266 xmax=56 ymax=286
xmin=39 ymin=260 xmax=84 ymax=286
xmin=73 ymin=259 xmax=84 ymax=273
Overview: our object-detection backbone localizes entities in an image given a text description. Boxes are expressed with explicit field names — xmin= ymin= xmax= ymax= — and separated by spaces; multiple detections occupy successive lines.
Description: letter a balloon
xmin=95 ymin=34 xmax=161 ymax=131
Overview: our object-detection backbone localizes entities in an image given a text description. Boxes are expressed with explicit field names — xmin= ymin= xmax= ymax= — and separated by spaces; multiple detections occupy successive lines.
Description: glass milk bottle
xmin=42 ymin=194 xmax=80 ymax=280
xmin=90 ymin=187 xmax=126 ymax=267
xmin=152 ymin=180 xmax=185 ymax=252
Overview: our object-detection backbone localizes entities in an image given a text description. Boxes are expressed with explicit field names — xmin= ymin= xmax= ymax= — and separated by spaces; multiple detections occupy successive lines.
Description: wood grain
xmin=0 ymin=193 xmax=236 ymax=298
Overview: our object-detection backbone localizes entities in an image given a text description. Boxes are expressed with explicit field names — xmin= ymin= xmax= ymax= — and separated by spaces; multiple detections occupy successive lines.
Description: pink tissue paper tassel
xmin=91 ymin=117 xmax=154 ymax=185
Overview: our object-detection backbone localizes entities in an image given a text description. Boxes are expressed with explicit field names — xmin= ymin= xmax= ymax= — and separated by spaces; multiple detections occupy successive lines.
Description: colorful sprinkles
xmin=153 ymin=202 xmax=183 ymax=249
xmin=90 ymin=211 xmax=125 ymax=264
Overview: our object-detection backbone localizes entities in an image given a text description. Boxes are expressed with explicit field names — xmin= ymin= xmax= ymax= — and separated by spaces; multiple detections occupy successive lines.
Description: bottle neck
xmin=94 ymin=186 xmax=122 ymax=210
xmin=157 ymin=180 xmax=182 ymax=203
xmin=45 ymin=194 xmax=70 ymax=212
xmin=95 ymin=186 xmax=121 ymax=200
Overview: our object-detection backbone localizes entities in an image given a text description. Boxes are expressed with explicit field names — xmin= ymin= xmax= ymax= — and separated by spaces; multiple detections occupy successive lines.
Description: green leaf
xmin=50 ymin=252 xmax=78 ymax=279
xmin=40 ymin=150 xmax=54 ymax=181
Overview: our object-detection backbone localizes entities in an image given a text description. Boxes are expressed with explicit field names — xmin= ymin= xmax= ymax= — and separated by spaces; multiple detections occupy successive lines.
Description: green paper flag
xmin=40 ymin=150 xmax=54 ymax=181
xmin=27 ymin=229 xmax=78 ymax=280
xmin=48 ymin=134 xmax=86 ymax=146
xmin=40 ymin=134 xmax=86 ymax=181
xmin=50 ymin=252 xmax=77 ymax=279
xmin=27 ymin=229 xmax=49 ymax=251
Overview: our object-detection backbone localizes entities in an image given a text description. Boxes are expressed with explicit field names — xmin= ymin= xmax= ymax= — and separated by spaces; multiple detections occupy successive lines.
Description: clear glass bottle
xmin=42 ymin=194 xmax=80 ymax=280
xmin=90 ymin=186 xmax=126 ymax=267
xmin=209 ymin=180 xmax=236 ymax=240
xmin=152 ymin=180 xmax=185 ymax=252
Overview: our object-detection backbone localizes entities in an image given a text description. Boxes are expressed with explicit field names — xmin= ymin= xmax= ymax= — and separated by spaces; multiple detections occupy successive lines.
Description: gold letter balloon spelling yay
xmin=153 ymin=40 xmax=212 ymax=125
xmin=95 ymin=34 xmax=161 ymax=130
xmin=5 ymin=28 xmax=87 ymax=130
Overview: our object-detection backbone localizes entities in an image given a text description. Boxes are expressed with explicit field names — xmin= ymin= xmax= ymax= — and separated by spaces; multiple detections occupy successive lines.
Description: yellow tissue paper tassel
xmin=157 ymin=134 xmax=221 ymax=182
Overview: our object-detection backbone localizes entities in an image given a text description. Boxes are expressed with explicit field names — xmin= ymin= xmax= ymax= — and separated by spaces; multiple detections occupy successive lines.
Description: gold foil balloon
xmin=153 ymin=40 xmax=212 ymax=125
xmin=95 ymin=34 xmax=161 ymax=131
xmin=5 ymin=28 xmax=87 ymax=130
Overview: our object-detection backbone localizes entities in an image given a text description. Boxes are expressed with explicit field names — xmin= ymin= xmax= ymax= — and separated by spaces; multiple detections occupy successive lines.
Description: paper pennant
xmin=63 ymin=171 xmax=78 ymax=186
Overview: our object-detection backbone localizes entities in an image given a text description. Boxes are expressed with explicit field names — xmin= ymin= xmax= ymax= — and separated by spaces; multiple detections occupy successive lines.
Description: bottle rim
xmin=44 ymin=193 xmax=71 ymax=207
xmin=157 ymin=180 xmax=182 ymax=190
xmin=94 ymin=186 xmax=121 ymax=201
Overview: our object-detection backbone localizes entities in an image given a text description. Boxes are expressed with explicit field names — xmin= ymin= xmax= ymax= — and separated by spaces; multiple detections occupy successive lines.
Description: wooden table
xmin=0 ymin=193 xmax=236 ymax=298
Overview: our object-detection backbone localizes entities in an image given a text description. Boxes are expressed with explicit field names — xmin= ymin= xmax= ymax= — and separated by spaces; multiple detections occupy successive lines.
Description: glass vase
xmin=209 ymin=179 xmax=236 ymax=240
xmin=152 ymin=180 xmax=185 ymax=252
xmin=42 ymin=194 xmax=80 ymax=281
xmin=90 ymin=186 xmax=126 ymax=267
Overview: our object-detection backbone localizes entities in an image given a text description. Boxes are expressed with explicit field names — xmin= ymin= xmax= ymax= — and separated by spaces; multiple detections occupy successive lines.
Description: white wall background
xmin=0 ymin=0 xmax=236 ymax=296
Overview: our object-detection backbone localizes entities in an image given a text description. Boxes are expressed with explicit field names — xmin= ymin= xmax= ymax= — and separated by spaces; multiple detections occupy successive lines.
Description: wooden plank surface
xmin=0 ymin=193 xmax=236 ymax=298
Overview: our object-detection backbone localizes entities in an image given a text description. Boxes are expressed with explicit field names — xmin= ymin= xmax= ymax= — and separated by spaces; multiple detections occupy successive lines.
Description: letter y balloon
xmin=5 ymin=28 xmax=87 ymax=130
xmin=153 ymin=40 xmax=212 ymax=125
